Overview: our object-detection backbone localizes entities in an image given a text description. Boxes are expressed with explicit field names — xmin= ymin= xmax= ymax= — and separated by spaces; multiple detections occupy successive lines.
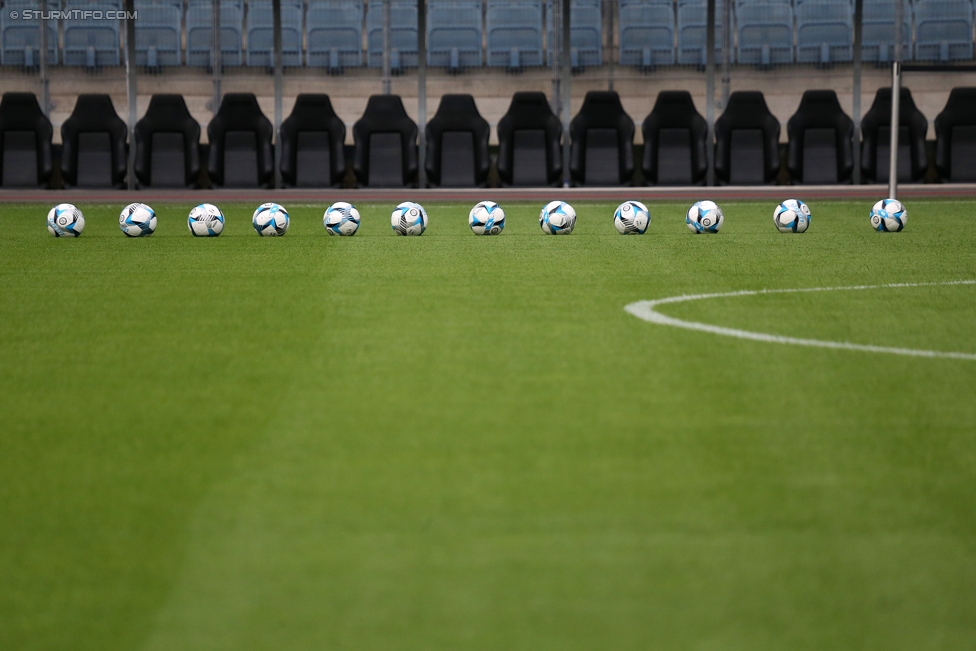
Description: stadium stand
xmin=306 ymin=0 xmax=364 ymax=70
xmin=487 ymin=0 xmax=545 ymax=70
xmin=714 ymin=91 xmax=781 ymax=185
xmin=352 ymin=95 xmax=419 ymax=187
xmin=424 ymin=94 xmax=492 ymax=187
xmin=63 ymin=1 xmax=122 ymax=68
xmin=60 ymin=94 xmax=128 ymax=188
xmin=914 ymin=0 xmax=975 ymax=63
xmin=786 ymin=89 xmax=854 ymax=184
xmin=1 ymin=1 xmax=59 ymax=67
xmin=641 ymin=90 xmax=708 ymax=186
xmin=134 ymin=0 xmax=183 ymax=68
xmin=133 ymin=94 xmax=202 ymax=188
xmin=736 ymin=1 xmax=794 ymax=67
xmin=547 ymin=0 xmax=602 ymax=69
xmin=862 ymin=0 xmax=911 ymax=63
xmin=247 ymin=0 xmax=304 ymax=68
xmin=677 ymin=0 xmax=726 ymax=66
xmin=619 ymin=0 xmax=676 ymax=69
xmin=568 ymin=91 xmax=635 ymax=186
xmin=428 ymin=1 xmax=483 ymax=71
xmin=934 ymin=87 xmax=976 ymax=182
xmin=206 ymin=93 xmax=275 ymax=188
xmin=367 ymin=0 xmax=418 ymax=70
xmin=279 ymin=93 xmax=347 ymax=188
xmin=0 ymin=92 xmax=54 ymax=188
xmin=860 ymin=87 xmax=928 ymax=184
xmin=187 ymin=0 xmax=244 ymax=68
xmin=795 ymin=0 xmax=854 ymax=65
xmin=496 ymin=91 xmax=563 ymax=187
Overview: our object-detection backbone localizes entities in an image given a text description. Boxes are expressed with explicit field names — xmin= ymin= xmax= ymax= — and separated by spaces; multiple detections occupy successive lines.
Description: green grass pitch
xmin=1 ymin=199 xmax=976 ymax=650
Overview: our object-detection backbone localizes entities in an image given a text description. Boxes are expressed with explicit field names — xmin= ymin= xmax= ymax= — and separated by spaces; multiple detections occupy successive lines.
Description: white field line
xmin=624 ymin=280 xmax=976 ymax=361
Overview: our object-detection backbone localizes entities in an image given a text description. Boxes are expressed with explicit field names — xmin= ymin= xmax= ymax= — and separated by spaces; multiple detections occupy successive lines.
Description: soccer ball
xmin=469 ymin=200 xmax=506 ymax=235
xmin=187 ymin=203 xmax=225 ymax=237
xmin=253 ymin=202 xmax=289 ymax=236
xmin=773 ymin=199 xmax=811 ymax=233
xmin=47 ymin=203 xmax=85 ymax=237
xmin=613 ymin=201 xmax=650 ymax=235
xmin=540 ymin=200 xmax=576 ymax=235
xmin=686 ymin=200 xmax=724 ymax=234
xmin=870 ymin=198 xmax=907 ymax=232
xmin=323 ymin=202 xmax=361 ymax=236
xmin=119 ymin=202 xmax=157 ymax=237
xmin=391 ymin=201 xmax=428 ymax=236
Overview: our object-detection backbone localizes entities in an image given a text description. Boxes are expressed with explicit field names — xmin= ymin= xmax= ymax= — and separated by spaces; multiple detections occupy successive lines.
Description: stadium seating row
xmin=3 ymin=87 xmax=976 ymax=188
xmin=1 ymin=0 xmax=973 ymax=71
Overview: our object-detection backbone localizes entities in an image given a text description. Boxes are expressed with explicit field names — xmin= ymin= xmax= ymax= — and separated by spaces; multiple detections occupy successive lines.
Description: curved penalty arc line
xmin=624 ymin=280 xmax=976 ymax=361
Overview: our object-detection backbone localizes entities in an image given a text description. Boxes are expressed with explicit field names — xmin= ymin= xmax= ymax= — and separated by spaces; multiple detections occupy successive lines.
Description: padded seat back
xmin=714 ymin=91 xmax=780 ymax=185
xmin=786 ymin=90 xmax=854 ymax=184
xmin=934 ymin=87 xmax=976 ymax=182
xmin=642 ymin=90 xmax=707 ymax=186
xmin=569 ymin=91 xmax=634 ymax=186
xmin=353 ymin=95 xmax=418 ymax=187
xmin=60 ymin=94 xmax=128 ymax=188
xmin=497 ymin=91 xmax=562 ymax=187
xmin=425 ymin=94 xmax=491 ymax=187
xmin=0 ymin=92 xmax=53 ymax=188
xmin=280 ymin=94 xmax=346 ymax=188
xmin=207 ymin=93 xmax=274 ymax=188
xmin=134 ymin=94 xmax=201 ymax=188
xmin=860 ymin=87 xmax=928 ymax=184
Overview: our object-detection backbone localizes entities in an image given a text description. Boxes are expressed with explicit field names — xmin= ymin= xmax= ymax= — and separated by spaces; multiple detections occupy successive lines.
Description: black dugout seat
xmin=496 ymin=91 xmax=563 ymax=187
xmin=279 ymin=94 xmax=346 ymax=188
xmin=861 ymin=87 xmax=928 ymax=184
xmin=0 ymin=92 xmax=53 ymax=188
xmin=641 ymin=91 xmax=708 ymax=186
xmin=207 ymin=93 xmax=274 ymax=188
xmin=714 ymin=91 xmax=781 ymax=185
xmin=424 ymin=94 xmax=490 ymax=188
xmin=352 ymin=95 xmax=418 ymax=187
xmin=569 ymin=91 xmax=634 ymax=186
xmin=786 ymin=90 xmax=854 ymax=184
xmin=934 ymin=87 xmax=976 ymax=183
xmin=133 ymin=94 xmax=201 ymax=188
xmin=60 ymin=94 xmax=128 ymax=188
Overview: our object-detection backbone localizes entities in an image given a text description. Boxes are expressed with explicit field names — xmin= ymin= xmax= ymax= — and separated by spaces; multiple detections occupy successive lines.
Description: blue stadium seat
xmin=1 ymin=1 xmax=58 ymax=67
xmin=246 ymin=0 xmax=303 ymax=67
xmin=861 ymin=0 xmax=910 ymax=63
xmin=367 ymin=0 xmax=418 ymax=69
xmin=677 ymin=0 xmax=727 ymax=66
xmin=736 ymin=1 xmax=794 ymax=66
xmin=307 ymin=1 xmax=363 ymax=70
xmin=186 ymin=0 xmax=243 ymax=68
xmin=796 ymin=0 xmax=853 ymax=65
xmin=619 ymin=1 xmax=676 ymax=68
xmin=487 ymin=0 xmax=544 ymax=70
xmin=63 ymin=1 xmax=122 ymax=68
xmin=547 ymin=0 xmax=602 ymax=69
xmin=428 ymin=1 xmax=482 ymax=70
xmin=914 ymin=0 xmax=974 ymax=63
xmin=134 ymin=0 xmax=182 ymax=67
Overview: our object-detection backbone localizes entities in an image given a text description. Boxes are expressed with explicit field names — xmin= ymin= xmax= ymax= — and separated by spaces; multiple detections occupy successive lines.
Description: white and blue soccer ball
xmin=773 ymin=199 xmax=811 ymax=233
xmin=540 ymin=200 xmax=576 ymax=235
xmin=187 ymin=203 xmax=225 ymax=237
xmin=47 ymin=203 xmax=85 ymax=238
xmin=870 ymin=198 xmax=907 ymax=232
xmin=391 ymin=201 xmax=428 ymax=236
xmin=613 ymin=200 xmax=650 ymax=235
xmin=469 ymin=200 xmax=505 ymax=235
xmin=119 ymin=202 xmax=157 ymax=237
xmin=323 ymin=202 xmax=361 ymax=236
xmin=686 ymin=200 xmax=724 ymax=234
xmin=252 ymin=202 xmax=289 ymax=236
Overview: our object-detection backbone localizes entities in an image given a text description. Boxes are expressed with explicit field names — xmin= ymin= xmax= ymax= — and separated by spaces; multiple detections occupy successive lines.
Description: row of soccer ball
xmin=45 ymin=198 xmax=909 ymax=238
